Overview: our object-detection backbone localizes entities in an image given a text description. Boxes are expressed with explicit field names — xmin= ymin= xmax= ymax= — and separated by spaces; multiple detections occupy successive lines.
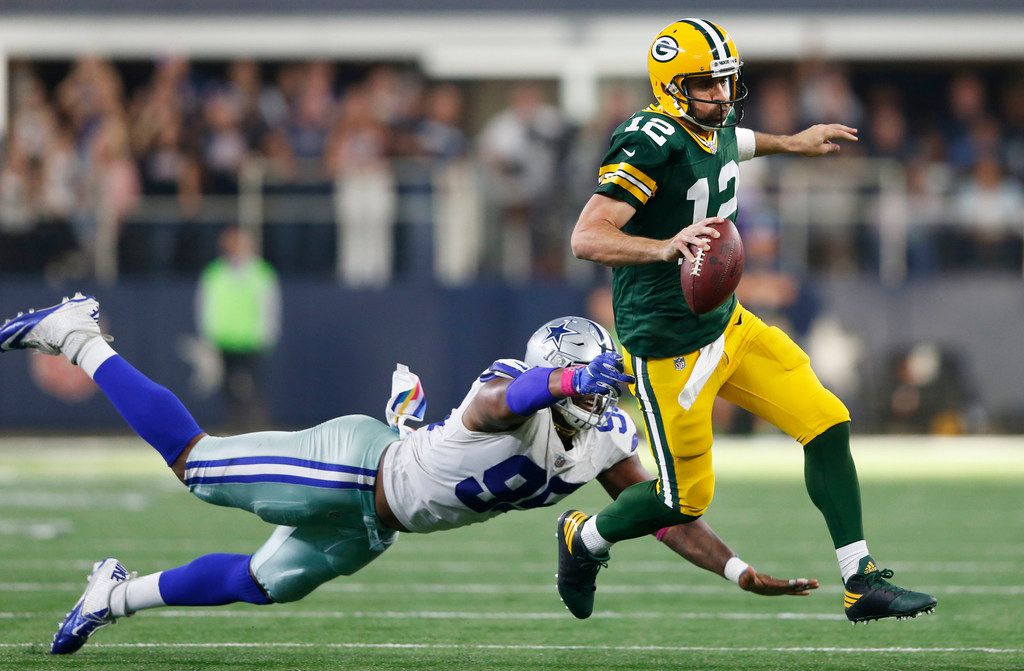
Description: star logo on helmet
xmin=543 ymin=321 xmax=580 ymax=348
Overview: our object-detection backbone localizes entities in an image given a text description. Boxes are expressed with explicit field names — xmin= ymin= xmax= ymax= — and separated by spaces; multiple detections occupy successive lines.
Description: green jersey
xmin=595 ymin=105 xmax=740 ymax=358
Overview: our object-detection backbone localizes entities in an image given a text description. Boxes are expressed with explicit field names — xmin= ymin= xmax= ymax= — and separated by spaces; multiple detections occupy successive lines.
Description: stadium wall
xmin=0 ymin=277 xmax=1020 ymax=433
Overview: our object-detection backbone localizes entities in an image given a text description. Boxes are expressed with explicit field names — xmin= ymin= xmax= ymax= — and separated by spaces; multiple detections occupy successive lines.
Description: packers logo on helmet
xmin=647 ymin=19 xmax=748 ymax=130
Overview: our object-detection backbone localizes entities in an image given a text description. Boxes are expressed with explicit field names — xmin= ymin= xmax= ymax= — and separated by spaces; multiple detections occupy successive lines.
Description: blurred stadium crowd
xmin=2 ymin=56 xmax=1023 ymax=284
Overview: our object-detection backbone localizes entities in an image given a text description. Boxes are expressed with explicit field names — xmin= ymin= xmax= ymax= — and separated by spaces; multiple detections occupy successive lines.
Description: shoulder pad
xmin=478 ymin=358 xmax=529 ymax=383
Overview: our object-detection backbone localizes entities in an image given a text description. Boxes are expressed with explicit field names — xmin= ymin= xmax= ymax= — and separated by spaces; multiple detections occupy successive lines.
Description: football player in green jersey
xmin=555 ymin=18 xmax=936 ymax=624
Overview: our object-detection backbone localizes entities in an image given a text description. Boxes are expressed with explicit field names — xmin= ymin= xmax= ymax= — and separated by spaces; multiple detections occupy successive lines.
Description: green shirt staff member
xmin=554 ymin=18 xmax=936 ymax=625
xmin=196 ymin=227 xmax=281 ymax=430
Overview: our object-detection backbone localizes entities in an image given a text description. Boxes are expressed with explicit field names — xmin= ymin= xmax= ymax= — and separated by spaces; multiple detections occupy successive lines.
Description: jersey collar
xmin=645 ymin=104 xmax=719 ymax=154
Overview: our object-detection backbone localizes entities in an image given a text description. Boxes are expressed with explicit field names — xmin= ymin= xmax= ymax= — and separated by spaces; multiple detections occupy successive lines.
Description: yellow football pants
xmin=622 ymin=302 xmax=850 ymax=517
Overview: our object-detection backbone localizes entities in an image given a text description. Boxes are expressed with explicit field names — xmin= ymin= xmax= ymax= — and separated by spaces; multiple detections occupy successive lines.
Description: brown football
xmin=680 ymin=219 xmax=744 ymax=315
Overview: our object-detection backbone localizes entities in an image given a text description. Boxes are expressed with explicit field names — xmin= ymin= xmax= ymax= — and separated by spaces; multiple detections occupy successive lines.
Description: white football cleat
xmin=0 ymin=293 xmax=103 ymax=364
xmin=51 ymin=557 xmax=135 ymax=655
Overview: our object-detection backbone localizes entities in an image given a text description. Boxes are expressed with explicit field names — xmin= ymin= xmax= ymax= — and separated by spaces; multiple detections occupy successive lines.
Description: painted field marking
xmin=0 ymin=557 xmax=1021 ymax=576
xmin=0 ymin=641 xmax=1018 ymax=654
xmin=0 ymin=519 xmax=71 ymax=539
xmin=4 ymin=436 xmax=1024 ymax=478
xmin=150 ymin=609 xmax=849 ymax=621
xmin=2 ymin=582 xmax=1022 ymax=596
xmin=0 ymin=491 xmax=149 ymax=510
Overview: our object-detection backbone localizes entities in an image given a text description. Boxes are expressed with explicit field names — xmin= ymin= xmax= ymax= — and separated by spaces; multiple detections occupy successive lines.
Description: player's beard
xmin=691 ymin=103 xmax=731 ymax=128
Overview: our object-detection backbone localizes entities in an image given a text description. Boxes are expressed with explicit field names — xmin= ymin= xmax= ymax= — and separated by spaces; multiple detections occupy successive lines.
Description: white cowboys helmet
xmin=524 ymin=316 xmax=619 ymax=430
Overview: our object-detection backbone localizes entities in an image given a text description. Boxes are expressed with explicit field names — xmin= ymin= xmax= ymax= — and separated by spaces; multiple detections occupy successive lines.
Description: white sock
xmin=580 ymin=516 xmax=612 ymax=557
xmin=110 ymin=572 xmax=165 ymax=617
xmin=836 ymin=540 xmax=870 ymax=583
xmin=72 ymin=337 xmax=117 ymax=378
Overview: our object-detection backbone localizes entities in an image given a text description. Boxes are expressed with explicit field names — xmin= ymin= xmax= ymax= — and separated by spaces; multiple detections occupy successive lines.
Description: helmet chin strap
xmin=681 ymin=110 xmax=722 ymax=132
xmin=666 ymin=87 xmax=724 ymax=132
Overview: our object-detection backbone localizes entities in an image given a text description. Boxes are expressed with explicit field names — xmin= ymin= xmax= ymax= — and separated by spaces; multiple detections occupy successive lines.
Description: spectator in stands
xmin=196 ymin=226 xmax=281 ymax=431
xmin=478 ymin=82 xmax=569 ymax=281
xmin=796 ymin=59 xmax=863 ymax=131
xmin=949 ymin=116 xmax=1003 ymax=175
xmin=366 ymin=65 xmax=421 ymax=133
xmin=225 ymin=60 xmax=270 ymax=151
xmin=286 ymin=62 xmax=335 ymax=164
xmin=1002 ymin=79 xmax=1024 ymax=180
xmin=9 ymin=67 xmax=57 ymax=163
xmin=260 ymin=127 xmax=299 ymax=185
xmin=416 ymin=84 xmax=468 ymax=163
xmin=418 ymin=84 xmax=483 ymax=286
xmin=56 ymin=56 xmax=124 ymax=150
xmin=952 ymin=156 xmax=1024 ymax=268
xmin=0 ymin=140 xmax=40 ymax=272
xmin=864 ymin=88 xmax=914 ymax=160
xmin=202 ymin=91 xmax=248 ymax=194
xmin=326 ymin=84 xmax=396 ymax=287
xmin=944 ymin=72 xmax=989 ymax=170
xmin=569 ymin=83 xmax=642 ymax=208
xmin=750 ymin=75 xmax=799 ymax=137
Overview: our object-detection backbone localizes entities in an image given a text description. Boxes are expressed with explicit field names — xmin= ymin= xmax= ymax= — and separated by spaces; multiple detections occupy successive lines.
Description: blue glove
xmin=571 ymin=352 xmax=635 ymax=397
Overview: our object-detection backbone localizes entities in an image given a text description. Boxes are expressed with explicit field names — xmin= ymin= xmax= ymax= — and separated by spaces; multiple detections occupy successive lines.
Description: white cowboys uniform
xmin=384 ymin=359 xmax=640 ymax=533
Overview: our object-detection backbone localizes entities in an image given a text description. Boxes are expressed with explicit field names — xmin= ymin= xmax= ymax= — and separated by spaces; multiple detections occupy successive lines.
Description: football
xmin=680 ymin=219 xmax=745 ymax=315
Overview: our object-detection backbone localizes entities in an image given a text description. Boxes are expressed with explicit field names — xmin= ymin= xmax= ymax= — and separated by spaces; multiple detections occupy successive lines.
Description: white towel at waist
xmin=677 ymin=334 xmax=726 ymax=410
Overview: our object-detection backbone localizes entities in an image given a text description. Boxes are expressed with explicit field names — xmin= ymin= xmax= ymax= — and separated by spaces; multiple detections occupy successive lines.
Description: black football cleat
xmin=844 ymin=556 xmax=937 ymax=623
xmin=556 ymin=510 xmax=609 ymax=619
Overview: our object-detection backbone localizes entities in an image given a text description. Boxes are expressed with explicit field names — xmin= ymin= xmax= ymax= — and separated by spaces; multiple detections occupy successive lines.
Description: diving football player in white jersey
xmin=1 ymin=295 xmax=818 ymax=655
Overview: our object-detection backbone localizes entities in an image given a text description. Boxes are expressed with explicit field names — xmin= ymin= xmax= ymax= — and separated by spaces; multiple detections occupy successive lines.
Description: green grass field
xmin=1 ymin=436 xmax=1021 ymax=671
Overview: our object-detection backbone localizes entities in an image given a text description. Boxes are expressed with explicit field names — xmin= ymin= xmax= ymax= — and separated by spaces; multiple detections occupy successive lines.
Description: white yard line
xmin=0 ymin=491 xmax=150 ymax=510
xmin=0 ymin=557 xmax=1020 ymax=575
xmin=0 ymin=641 xmax=1017 ymax=654
xmin=2 ymin=582 xmax=1022 ymax=596
xmin=3 ymin=436 xmax=1024 ymax=478
xmin=0 ymin=519 xmax=71 ymax=539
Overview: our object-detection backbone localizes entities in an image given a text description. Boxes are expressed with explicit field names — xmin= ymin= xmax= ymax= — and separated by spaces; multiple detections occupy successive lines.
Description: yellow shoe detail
xmin=563 ymin=512 xmax=588 ymax=555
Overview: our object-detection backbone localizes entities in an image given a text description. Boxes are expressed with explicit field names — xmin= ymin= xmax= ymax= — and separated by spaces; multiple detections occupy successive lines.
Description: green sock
xmin=594 ymin=480 xmax=699 ymax=543
xmin=803 ymin=421 xmax=865 ymax=548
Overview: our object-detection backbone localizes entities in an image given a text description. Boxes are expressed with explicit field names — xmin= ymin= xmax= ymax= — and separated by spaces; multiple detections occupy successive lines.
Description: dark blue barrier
xmin=0 ymin=279 xmax=590 ymax=431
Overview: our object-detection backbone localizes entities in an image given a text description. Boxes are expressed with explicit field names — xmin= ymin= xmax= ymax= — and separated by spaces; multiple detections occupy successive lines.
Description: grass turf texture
xmin=0 ymin=437 xmax=1021 ymax=671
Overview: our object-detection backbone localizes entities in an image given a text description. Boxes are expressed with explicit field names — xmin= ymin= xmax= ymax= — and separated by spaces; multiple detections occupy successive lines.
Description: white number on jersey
xmin=624 ymin=115 xmax=676 ymax=147
xmin=685 ymin=159 xmax=739 ymax=223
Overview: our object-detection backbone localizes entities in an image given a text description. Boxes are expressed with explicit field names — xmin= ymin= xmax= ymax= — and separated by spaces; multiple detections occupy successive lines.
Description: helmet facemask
xmin=665 ymin=68 xmax=748 ymax=131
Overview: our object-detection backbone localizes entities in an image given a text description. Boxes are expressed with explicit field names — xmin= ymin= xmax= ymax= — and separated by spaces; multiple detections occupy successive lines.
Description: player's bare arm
xmin=751 ymin=124 xmax=859 ymax=157
xmin=462 ymin=376 xmax=557 ymax=432
xmin=571 ymin=194 xmax=723 ymax=266
xmin=596 ymin=456 xmax=818 ymax=596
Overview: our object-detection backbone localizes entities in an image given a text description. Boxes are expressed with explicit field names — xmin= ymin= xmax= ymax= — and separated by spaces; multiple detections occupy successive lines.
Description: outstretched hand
xmin=787 ymin=123 xmax=858 ymax=157
xmin=571 ymin=352 xmax=635 ymax=397
xmin=738 ymin=567 xmax=819 ymax=596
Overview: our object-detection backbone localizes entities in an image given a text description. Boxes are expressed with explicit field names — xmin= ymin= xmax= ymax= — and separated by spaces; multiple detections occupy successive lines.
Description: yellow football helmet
xmin=648 ymin=19 xmax=747 ymax=130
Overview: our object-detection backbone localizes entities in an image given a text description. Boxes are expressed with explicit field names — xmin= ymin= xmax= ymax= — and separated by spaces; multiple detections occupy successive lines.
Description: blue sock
xmin=93 ymin=355 xmax=204 ymax=466
xmin=159 ymin=553 xmax=271 ymax=606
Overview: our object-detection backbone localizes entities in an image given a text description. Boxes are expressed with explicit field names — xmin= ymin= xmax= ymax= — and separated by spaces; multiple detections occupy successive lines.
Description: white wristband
xmin=736 ymin=127 xmax=756 ymax=162
xmin=723 ymin=556 xmax=750 ymax=585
